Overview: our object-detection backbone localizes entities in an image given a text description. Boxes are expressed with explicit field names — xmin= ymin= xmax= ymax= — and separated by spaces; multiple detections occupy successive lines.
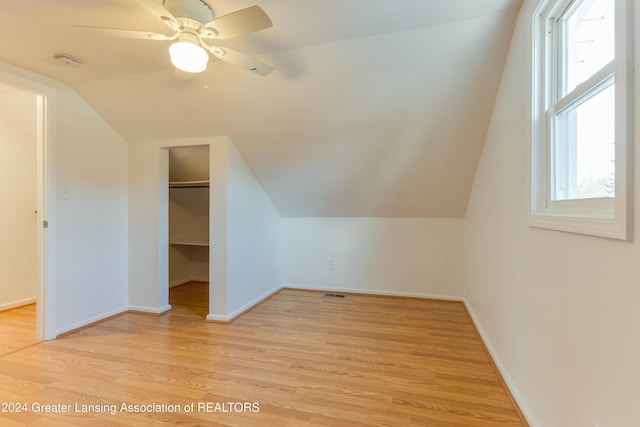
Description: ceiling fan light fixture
xmin=169 ymin=33 xmax=208 ymax=73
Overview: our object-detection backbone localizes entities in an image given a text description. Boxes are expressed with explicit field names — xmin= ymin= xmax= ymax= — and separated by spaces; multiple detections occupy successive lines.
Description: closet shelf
xmin=169 ymin=236 xmax=209 ymax=247
xmin=169 ymin=180 xmax=209 ymax=188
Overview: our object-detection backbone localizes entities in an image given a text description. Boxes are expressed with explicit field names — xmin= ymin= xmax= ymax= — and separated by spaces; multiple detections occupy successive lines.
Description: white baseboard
xmin=56 ymin=306 xmax=129 ymax=336
xmin=463 ymin=299 xmax=535 ymax=427
xmin=169 ymin=279 xmax=191 ymax=288
xmin=0 ymin=297 xmax=36 ymax=312
xmin=205 ymin=313 xmax=229 ymax=322
xmin=206 ymin=285 xmax=282 ymax=323
xmin=282 ymin=283 xmax=463 ymax=302
xmin=128 ymin=304 xmax=172 ymax=314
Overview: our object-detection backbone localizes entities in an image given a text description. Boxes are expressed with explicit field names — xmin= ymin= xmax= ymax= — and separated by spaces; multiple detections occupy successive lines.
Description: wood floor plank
xmin=0 ymin=283 xmax=527 ymax=426
xmin=0 ymin=304 xmax=39 ymax=356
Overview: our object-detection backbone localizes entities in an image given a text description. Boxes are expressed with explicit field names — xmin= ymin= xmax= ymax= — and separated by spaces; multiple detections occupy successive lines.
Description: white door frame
xmin=0 ymin=67 xmax=57 ymax=340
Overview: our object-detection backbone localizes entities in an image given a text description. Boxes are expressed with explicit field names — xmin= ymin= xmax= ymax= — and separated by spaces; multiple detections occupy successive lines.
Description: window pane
xmin=562 ymin=0 xmax=614 ymax=94
xmin=552 ymin=81 xmax=615 ymax=200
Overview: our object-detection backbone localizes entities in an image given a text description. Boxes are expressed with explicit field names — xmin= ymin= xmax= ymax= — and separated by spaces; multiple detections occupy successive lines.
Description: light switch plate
xmin=58 ymin=187 xmax=72 ymax=199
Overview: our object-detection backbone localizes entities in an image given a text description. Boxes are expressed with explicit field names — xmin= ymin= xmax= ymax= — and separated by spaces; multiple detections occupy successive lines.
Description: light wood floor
xmin=0 ymin=304 xmax=39 ymax=357
xmin=0 ymin=283 xmax=527 ymax=426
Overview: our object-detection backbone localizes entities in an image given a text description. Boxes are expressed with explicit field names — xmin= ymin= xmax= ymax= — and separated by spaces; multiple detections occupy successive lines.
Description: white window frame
xmin=530 ymin=0 xmax=634 ymax=240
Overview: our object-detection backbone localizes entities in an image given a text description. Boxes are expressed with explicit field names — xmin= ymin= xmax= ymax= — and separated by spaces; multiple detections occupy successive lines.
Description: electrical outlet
xmin=326 ymin=258 xmax=335 ymax=270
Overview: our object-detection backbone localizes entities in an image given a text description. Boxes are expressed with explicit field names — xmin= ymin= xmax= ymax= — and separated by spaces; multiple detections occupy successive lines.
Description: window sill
xmin=528 ymin=212 xmax=631 ymax=240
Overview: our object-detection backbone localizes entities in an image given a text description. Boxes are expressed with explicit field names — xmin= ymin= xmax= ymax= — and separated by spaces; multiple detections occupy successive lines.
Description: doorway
xmin=0 ymin=75 xmax=52 ymax=346
xmin=167 ymin=146 xmax=210 ymax=317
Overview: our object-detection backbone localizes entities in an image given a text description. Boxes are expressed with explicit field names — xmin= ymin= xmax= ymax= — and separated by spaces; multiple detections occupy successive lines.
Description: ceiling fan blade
xmin=74 ymin=25 xmax=176 ymax=41
xmin=203 ymin=6 xmax=272 ymax=39
xmin=204 ymin=45 xmax=273 ymax=76
xmin=135 ymin=0 xmax=179 ymax=31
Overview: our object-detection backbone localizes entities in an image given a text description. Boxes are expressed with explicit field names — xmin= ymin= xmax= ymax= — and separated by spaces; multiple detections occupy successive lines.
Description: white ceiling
xmin=0 ymin=0 xmax=522 ymax=218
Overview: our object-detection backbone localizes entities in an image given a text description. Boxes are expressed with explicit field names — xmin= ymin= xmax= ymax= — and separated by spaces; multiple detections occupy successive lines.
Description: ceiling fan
xmin=75 ymin=0 xmax=273 ymax=76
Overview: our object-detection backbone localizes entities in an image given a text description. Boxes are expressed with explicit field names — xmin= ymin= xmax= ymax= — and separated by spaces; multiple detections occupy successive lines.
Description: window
xmin=530 ymin=0 xmax=634 ymax=240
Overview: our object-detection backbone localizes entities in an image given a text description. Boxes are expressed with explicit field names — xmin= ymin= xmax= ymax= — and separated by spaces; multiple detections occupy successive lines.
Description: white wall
xmin=225 ymin=142 xmax=282 ymax=318
xmin=0 ymin=89 xmax=37 ymax=310
xmin=283 ymin=217 xmax=464 ymax=299
xmin=463 ymin=2 xmax=640 ymax=426
xmin=55 ymin=86 xmax=129 ymax=334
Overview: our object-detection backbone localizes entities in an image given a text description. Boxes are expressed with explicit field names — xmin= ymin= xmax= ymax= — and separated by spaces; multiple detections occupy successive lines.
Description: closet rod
xmin=169 ymin=180 xmax=210 ymax=188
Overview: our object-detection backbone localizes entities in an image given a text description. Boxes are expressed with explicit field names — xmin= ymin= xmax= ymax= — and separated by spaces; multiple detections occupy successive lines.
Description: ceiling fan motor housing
xmin=164 ymin=0 xmax=213 ymax=24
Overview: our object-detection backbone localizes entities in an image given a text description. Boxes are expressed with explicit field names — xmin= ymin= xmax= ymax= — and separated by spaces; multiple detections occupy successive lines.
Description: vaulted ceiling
xmin=0 ymin=0 xmax=522 ymax=217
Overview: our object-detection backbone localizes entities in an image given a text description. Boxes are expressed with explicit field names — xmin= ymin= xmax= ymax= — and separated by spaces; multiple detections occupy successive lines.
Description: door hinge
xmin=43 ymin=220 xmax=48 ymax=229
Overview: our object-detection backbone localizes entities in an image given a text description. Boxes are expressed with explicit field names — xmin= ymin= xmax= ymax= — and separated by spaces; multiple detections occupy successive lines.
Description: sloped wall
xmin=225 ymin=142 xmax=282 ymax=318
xmin=463 ymin=1 xmax=640 ymax=426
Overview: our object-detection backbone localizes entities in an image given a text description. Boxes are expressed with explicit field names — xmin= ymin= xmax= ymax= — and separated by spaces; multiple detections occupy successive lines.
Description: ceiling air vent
xmin=53 ymin=53 xmax=81 ymax=67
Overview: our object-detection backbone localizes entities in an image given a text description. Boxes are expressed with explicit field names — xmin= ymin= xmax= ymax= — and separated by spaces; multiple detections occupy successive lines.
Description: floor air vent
xmin=324 ymin=293 xmax=346 ymax=298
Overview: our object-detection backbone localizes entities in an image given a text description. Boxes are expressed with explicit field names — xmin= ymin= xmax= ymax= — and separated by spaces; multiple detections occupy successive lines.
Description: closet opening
xmin=167 ymin=145 xmax=210 ymax=316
